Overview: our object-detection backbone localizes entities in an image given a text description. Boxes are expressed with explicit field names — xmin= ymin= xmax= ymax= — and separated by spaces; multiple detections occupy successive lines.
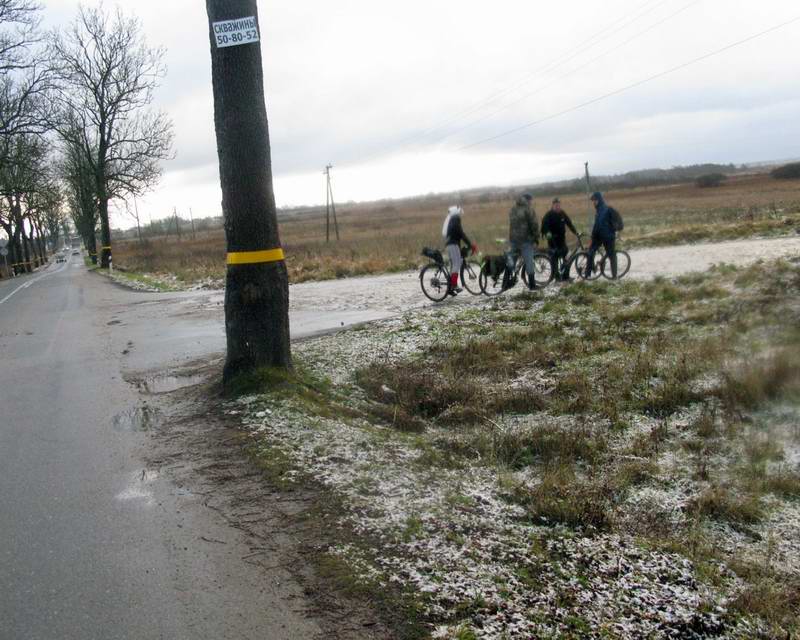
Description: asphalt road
xmin=0 ymin=256 xmax=345 ymax=640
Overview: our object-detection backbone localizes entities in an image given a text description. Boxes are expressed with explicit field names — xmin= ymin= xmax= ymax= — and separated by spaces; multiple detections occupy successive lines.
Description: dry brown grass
xmin=111 ymin=173 xmax=800 ymax=284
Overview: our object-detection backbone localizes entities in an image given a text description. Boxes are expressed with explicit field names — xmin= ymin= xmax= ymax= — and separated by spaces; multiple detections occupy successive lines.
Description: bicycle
xmin=419 ymin=246 xmax=482 ymax=302
xmin=548 ymin=233 xmax=591 ymax=282
xmin=579 ymin=238 xmax=631 ymax=280
xmin=478 ymin=243 xmax=553 ymax=296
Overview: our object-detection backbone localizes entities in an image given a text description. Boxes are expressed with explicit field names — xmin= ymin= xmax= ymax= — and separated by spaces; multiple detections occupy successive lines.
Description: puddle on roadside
xmin=143 ymin=373 xmax=206 ymax=394
xmin=112 ymin=405 xmax=164 ymax=432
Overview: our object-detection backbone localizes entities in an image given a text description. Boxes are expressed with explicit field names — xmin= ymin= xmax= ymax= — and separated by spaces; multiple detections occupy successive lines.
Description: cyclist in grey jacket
xmin=506 ymin=194 xmax=539 ymax=290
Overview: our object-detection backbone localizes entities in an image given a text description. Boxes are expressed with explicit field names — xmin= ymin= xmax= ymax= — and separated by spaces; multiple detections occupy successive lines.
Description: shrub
xmin=770 ymin=162 xmax=800 ymax=180
xmin=695 ymin=173 xmax=727 ymax=188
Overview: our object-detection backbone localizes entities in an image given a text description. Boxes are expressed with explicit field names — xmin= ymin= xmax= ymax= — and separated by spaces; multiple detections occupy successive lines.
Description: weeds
xmin=688 ymin=485 xmax=764 ymax=524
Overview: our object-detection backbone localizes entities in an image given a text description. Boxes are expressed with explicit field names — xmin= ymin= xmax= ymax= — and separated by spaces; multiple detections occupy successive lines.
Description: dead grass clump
xmin=500 ymin=423 xmax=607 ymax=469
xmin=693 ymin=406 xmax=719 ymax=439
xmin=513 ymin=465 xmax=613 ymax=530
xmin=357 ymin=362 xmax=545 ymax=429
xmin=720 ymin=348 xmax=800 ymax=410
xmin=552 ymin=371 xmax=593 ymax=414
xmin=688 ymin=485 xmax=763 ymax=525
xmin=761 ymin=469 xmax=800 ymax=499
xmin=729 ymin=565 xmax=800 ymax=637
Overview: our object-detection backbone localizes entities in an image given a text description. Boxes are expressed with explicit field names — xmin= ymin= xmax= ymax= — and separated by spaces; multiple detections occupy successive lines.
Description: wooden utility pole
xmin=189 ymin=207 xmax=197 ymax=239
xmin=133 ymin=195 xmax=143 ymax=243
xmin=206 ymin=0 xmax=291 ymax=382
xmin=173 ymin=207 xmax=182 ymax=240
xmin=324 ymin=164 xmax=340 ymax=242
xmin=584 ymin=162 xmax=595 ymax=228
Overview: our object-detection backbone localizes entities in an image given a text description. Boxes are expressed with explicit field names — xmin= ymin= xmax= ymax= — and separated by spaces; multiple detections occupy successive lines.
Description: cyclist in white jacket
xmin=442 ymin=206 xmax=477 ymax=296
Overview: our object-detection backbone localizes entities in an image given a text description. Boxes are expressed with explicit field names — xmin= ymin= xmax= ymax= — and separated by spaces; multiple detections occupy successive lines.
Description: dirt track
xmin=285 ymin=235 xmax=800 ymax=315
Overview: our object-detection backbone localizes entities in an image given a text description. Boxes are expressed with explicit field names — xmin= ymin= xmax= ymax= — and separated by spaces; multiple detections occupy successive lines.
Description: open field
xmin=112 ymin=173 xmax=800 ymax=287
xmin=228 ymin=256 xmax=800 ymax=638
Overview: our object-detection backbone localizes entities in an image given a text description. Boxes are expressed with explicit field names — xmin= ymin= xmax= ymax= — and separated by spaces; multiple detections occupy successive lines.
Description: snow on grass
xmin=232 ymin=266 xmax=800 ymax=638
xmin=232 ymin=290 xmax=797 ymax=638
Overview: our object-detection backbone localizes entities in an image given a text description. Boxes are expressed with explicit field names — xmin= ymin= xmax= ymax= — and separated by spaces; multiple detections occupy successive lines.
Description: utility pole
xmin=206 ymin=0 xmax=291 ymax=382
xmin=133 ymin=195 xmax=143 ymax=244
xmin=189 ymin=207 xmax=197 ymax=239
xmin=324 ymin=164 xmax=340 ymax=242
xmin=173 ymin=206 xmax=182 ymax=240
xmin=584 ymin=162 xmax=595 ymax=228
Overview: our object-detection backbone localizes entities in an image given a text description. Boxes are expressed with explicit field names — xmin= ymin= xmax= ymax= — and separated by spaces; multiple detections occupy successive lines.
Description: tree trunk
xmin=88 ymin=232 xmax=98 ymax=264
xmin=34 ymin=222 xmax=46 ymax=263
xmin=206 ymin=0 xmax=291 ymax=383
xmin=20 ymin=224 xmax=32 ymax=272
xmin=11 ymin=227 xmax=22 ymax=275
xmin=98 ymin=194 xmax=111 ymax=268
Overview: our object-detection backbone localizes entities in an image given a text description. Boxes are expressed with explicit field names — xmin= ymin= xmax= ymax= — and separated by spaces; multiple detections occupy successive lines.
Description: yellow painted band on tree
xmin=226 ymin=248 xmax=285 ymax=265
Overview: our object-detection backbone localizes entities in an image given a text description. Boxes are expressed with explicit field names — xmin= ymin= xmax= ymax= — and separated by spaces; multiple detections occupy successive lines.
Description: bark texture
xmin=206 ymin=0 xmax=291 ymax=382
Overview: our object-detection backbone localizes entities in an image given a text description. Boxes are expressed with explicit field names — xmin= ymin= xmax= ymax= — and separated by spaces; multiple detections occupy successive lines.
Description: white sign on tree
xmin=212 ymin=16 xmax=259 ymax=48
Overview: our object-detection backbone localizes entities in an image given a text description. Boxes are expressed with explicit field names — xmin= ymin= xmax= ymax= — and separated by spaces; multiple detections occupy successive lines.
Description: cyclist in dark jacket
xmin=506 ymin=194 xmax=539 ymax=290
xmin=584 ymin=191 xmax=619 ymax=279
xmin=541 ymin=198 xmax=578 ymax=281
xmin=442 ymin=206 xmax=476 ymax=295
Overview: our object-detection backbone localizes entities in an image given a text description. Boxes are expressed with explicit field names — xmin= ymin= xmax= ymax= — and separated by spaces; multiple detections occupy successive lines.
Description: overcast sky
xmin=42 ymin=0 xmax=800 ymax=225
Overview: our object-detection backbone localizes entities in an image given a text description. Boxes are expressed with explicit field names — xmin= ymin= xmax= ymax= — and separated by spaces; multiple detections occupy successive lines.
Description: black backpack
xmin=609 ymin=207 xmax=624 ymax=232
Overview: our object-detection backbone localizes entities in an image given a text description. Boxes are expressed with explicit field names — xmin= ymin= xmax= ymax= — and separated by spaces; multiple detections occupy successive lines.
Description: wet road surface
xmin=0 ymin=257 xmax=355 ymax=640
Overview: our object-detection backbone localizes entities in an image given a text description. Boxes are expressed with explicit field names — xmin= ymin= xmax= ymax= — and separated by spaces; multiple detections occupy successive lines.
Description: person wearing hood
xmin=442 ymin=205 xmax=477 ymax=295
xmin=541 ymin=197 xmax=578 ymax=281
xmin=584 ymin=191 xmax=621 ymax=279
xmin=507 ymin=193 xmax=539 ymax=289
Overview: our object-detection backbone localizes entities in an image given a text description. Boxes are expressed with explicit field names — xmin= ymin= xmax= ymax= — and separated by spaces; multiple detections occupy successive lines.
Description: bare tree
xmin=60 ymin=132 xmax=98 ymax=261
xmin=0 ymin=0 xmax=51 ymax=154
xmin=0 ymin=132 xmax=50 ymax=271
xmin=49 ymin=5 xmax=173 ymax=268
xmin=206 ymin=0 xmax=291 ymax=383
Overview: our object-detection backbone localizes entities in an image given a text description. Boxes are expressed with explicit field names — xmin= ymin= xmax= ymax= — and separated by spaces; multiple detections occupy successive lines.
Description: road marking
xmin=0 ymin=261 xmax=70 ymax=305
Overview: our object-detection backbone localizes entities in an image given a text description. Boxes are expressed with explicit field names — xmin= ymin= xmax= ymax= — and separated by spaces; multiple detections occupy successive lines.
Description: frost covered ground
xmin=225 ymin=258 xmax=800 ymax=639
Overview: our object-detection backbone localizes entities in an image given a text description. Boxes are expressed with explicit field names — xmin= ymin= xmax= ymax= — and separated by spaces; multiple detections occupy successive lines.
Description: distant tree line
xmin=771 ymin=162 xmax=800 ymax=180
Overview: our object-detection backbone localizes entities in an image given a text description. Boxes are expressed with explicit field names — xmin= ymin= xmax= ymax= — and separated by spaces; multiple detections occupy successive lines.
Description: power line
xmin=429 ymin=0 xmax=702 ymax=147
xmin=413 ymin=0 xmax=673 ymax=142
xmin=459 ymin=15 xmax=800 ymax=151
xmin=344 ymin=0 xmax=676 ymax=167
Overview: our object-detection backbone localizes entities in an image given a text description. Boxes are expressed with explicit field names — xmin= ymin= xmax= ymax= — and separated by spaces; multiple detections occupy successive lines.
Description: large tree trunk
xmin=98 ymin=193 xmax=111 ymax=268
xmin=34 ymin=221 xmax=46 ymax=263
xmin=11 ymin=227 xmax=22 ymax=275
xmin=206 ymin=0 xmax=291 ymax=384
xmin=87 ymin=232 xmax=98 ymax=264
xmin=20 ymin=224 xmax=32 ymax=272
xmin=0 ymin=219 xmax=15 ymax=277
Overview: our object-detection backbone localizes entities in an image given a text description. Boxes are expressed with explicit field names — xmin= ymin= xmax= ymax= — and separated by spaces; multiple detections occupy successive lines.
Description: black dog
xmin=482 ymin=255 xmax=506 ymax=283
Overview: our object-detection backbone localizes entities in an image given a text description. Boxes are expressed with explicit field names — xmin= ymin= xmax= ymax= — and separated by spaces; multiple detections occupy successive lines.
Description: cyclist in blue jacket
xmin=584 ymin=192 xmax=621 ymax=279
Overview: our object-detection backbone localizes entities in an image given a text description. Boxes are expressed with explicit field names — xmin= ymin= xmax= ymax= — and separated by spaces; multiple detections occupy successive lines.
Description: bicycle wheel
xmin=419 ymin=264 xmax=450 ymax=302
xmin=583 ymin=251 xmax=603 ymax=281
xmin=461 ymin=259 xmax=482 ymax=295
xmin=533 ymin=253 xmax=554 ymax=287
xmin=574 ymin=251 xmax=599 ymax=281
xmin=479 ymin=262 xmax=505 ymax=296
xmin=601 ymin=250 xmax=631 ymax=280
